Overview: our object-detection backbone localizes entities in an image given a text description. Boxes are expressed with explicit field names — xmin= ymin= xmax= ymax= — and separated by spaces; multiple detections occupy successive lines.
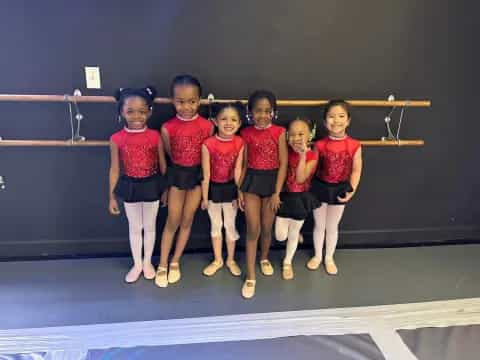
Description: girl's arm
xmin=349 ymin=147 xmax=363 ymax=193
xmin=270 ymin=131 xmax=288 ymax=211
xmin=108 ymin=142 xmax=121 ymax=215
xmin=158 ymin=138 xmax=167 ymax=175
xmin=237 ymin=145 xmax=248 ymax=211
xmin=338 ymin=147 xmax=363 ymax=203
xmin=158 ymin=136 xmax=168 ymax=207
xmin=233 ymin=145 xmax=245 ymax=187
xmin=296 ymin=152 xmax=318 ymax=184
xmin=200 ymin=144 xmax=211 ymax=210
xmin=161 ymin=126 xmax=171 ymax=158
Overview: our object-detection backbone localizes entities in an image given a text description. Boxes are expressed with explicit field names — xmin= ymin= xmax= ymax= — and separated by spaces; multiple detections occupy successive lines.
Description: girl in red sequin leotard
xmin=239 ymin=90 xmax=288 ymax=299
xmin=109 ymin=86 xmax=167 ymax=284
xmin=307 ymin=100 xmax=363 ymax=276
xmin=155 ymin=75 xmax=214 ymax=288
xmin=275 ymin=119 xmax=319 ymax=281
xmin=200 ymin=102 xmax=245 ymax=278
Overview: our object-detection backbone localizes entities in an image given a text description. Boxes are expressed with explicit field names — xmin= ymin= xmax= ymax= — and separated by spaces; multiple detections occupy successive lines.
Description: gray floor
xmin=398 ymin=325 xmax=480 ymax=360
xmin=0 ymin=245 xmax=479 ymax=330
xmin=87 ymin=334 xmax=384 ymax=360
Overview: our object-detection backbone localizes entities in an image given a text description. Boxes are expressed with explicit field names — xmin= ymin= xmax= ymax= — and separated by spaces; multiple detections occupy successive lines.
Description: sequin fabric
xmin=110 ymin=128 xmax=160 ymax=178
xmin=315 ymin=136 xmax=361 ymax=183
xmin=240 ymin=125 xmax=285 ymax=170
xmin=163 ymin=116 xmax=213 ymax=167
xmin=285 ymin=149 xmax=318 ymax=192
xmin=204 ymin=136 xmax=244 ymax=183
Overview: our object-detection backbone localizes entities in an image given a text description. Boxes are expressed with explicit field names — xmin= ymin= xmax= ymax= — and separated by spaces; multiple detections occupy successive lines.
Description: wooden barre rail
xmin=0 ymin=140 xmax=425 ymax=147
xmin=0 ymin=94 xmax=431 ymax=107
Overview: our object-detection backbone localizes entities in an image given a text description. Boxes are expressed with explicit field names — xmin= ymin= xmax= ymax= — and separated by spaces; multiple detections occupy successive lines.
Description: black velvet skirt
xmin=114 ymin=173 xmax=166 ymax=203
xmin=310 ymin=178 xmax=353 ymax=205
xmin=167 ymin=163 xmax=202 ymax=190
xmin=240 ymin=168 xmax=277 ymax=198
xmin=209 ymin=180 xmax=238 ymax=203
xmin=277 ymin=191 xmax=320 ymax=220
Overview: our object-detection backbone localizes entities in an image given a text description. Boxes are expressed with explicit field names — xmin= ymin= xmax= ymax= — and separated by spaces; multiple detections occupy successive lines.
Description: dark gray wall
xmin=0 ymin=0 xmax=478 ymax=259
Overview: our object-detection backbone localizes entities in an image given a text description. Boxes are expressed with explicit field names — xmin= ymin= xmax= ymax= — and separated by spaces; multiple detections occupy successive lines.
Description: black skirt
xmin=167 ymin=163 xmax=202 ymax=190
xmin=209 ymin=181 xmax=238 ymax=203
xmin=277 ymin=191 xmax=320 ymax=220
xmin=114 ymin=173 xmax=166 ymax=203
xmin=240 ymin=168 xmax=277 ymax=198
xmin=310 ymin=178 xmax=353 ymax=205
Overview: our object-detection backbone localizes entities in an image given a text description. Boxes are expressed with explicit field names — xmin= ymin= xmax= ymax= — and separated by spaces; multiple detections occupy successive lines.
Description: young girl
xmin=201 ymin=102 xmax=244 ymax=277
xmin=308 ymin=100 xmax=363 ymax=275
xmin=275 ymin=118 xmax=318 ymax=280
xmin=155 ymin=75 xmax=214 ymax=288
xmin=109 ymin=86 xmax=167 ymax=283
xmin=239 ymin=90 xmax=288 ymax=299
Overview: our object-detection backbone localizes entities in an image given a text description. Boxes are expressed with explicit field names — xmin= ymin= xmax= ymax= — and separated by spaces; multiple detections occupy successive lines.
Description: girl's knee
xmin=261 ymin=226 xmax=273 ymax=239
xmin=224 ymin=224 xmax=239 ymax=242
xmin=275 ymin=226 xmax=288 ymax=242
xmin=180 ymin=216 xmax=195 ymax=230
xmin=246 ymin=227 xmax=260 ymax=242
xmin=210 ymin=219 xmax=223 ymax=238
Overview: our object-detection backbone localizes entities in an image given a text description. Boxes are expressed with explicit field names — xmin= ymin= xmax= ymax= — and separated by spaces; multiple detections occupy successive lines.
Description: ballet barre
xmin=0 ymin=92 xmax=430 ymax=146
xmin=0 ymin=94 xmax=430 ymax=107
xmin=0 ymin=139 xmax=425 ymax=147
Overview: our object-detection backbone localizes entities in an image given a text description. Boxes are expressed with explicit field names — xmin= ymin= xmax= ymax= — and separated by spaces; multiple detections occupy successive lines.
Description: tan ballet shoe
xmin=306 ymin=256 xmax=322 ymax=271
xmin=282 ymin=263 xmax=294 ymax=280
xmin=203 ymin=260 xmax=224 ymax=277
xmin=226 ymin=260 xmax=242 ymax=277
xmin=154 ymin=266 xmax=168 ymax=288
xmin=260 ymin=259 xmax=274 ymax=276
xmin=325 ymin=259 xmax=338 ymax=275
xmin=241 ymin=279 xmax=256 ymax=299
xmin=168 ymin=262 xmax=181 ymax=284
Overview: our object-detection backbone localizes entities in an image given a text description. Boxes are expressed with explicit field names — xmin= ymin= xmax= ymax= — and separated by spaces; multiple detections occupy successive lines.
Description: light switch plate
xmin=85 ymin=66 xmax=101 ymax=89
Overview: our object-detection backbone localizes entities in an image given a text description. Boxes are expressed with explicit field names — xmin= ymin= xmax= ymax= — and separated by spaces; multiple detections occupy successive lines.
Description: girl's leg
xmin=242 ymin=193 xmax=261 ymax=298
xmin=308 ymin=203 xmax=327 ymax=270
xmin=324 ymin=204 xmax=346 ymax=275
xmin=171 ymin=186 xmax=202 ymax=264
xmin=243 ymin=193 xmax=261 ymax=280
xmin=155 ymin=187 xmax=185 ymax=287
xmin=124 ymin=202 xmax=144 ymax=283
xmin=141 ymin=200 xmax=160 ymax=279
xmin=203 ymin=201 xmax=224 ymax=276
xmin=222 ymin=202 xmax=241 ymax=276
xmin=207 ymin=201 xmax=224 ymax=263
xmin=275 ymin=217 xmax=290 ymax=242
xmin=159 ymin=187 xmax=185 ymax=268
xmin=259 ymin=197 xmax=275 ymax=275
xmin=284 ymin=219 xmax=305 ymax=265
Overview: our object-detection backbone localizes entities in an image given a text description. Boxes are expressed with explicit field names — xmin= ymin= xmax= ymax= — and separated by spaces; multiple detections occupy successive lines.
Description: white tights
xmin=275 ymin=217 xmax=305 ymax=264
xmin=207 ymin=201 xmax=239 ymax=241
xmin=313 ymin=203 xmax=345 ymax=260
xmin=124 ymin=201 xmax=159 ymax=268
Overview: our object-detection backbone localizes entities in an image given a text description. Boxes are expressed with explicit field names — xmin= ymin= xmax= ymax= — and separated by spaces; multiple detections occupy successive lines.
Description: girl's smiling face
xmin=172 ymin=84 xmax=200 ymax=119
xmin=215 ymin=107 xmax=241 ymax=138
xmin=251 ymin=98 xmax=274 ymax=128
xmin=121 ymin=96 xmax=151 ymax=130
xmin=324 ymin=105 xmax=350 ymax=137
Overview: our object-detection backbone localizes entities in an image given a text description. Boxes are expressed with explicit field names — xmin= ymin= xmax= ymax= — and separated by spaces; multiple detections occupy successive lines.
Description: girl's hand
xmin=337 ymin=191 xmax=355 ymax=203
xmin=201 ymin=199 xmax=209 ymax=210
xmin=232 ymin=199 xmax=238 ymax=210
xmin=160 ymin=189 xmax=169 ymax=207
xmin=292 ymin=142 xmax=307 ymax=155
xmin=238 ymin=191 xmax=245 ymax=212
xmin=270 ymin=192 xmax=282 ymax=212
xmin=109 ymin=198 xmax=120 ymax=215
